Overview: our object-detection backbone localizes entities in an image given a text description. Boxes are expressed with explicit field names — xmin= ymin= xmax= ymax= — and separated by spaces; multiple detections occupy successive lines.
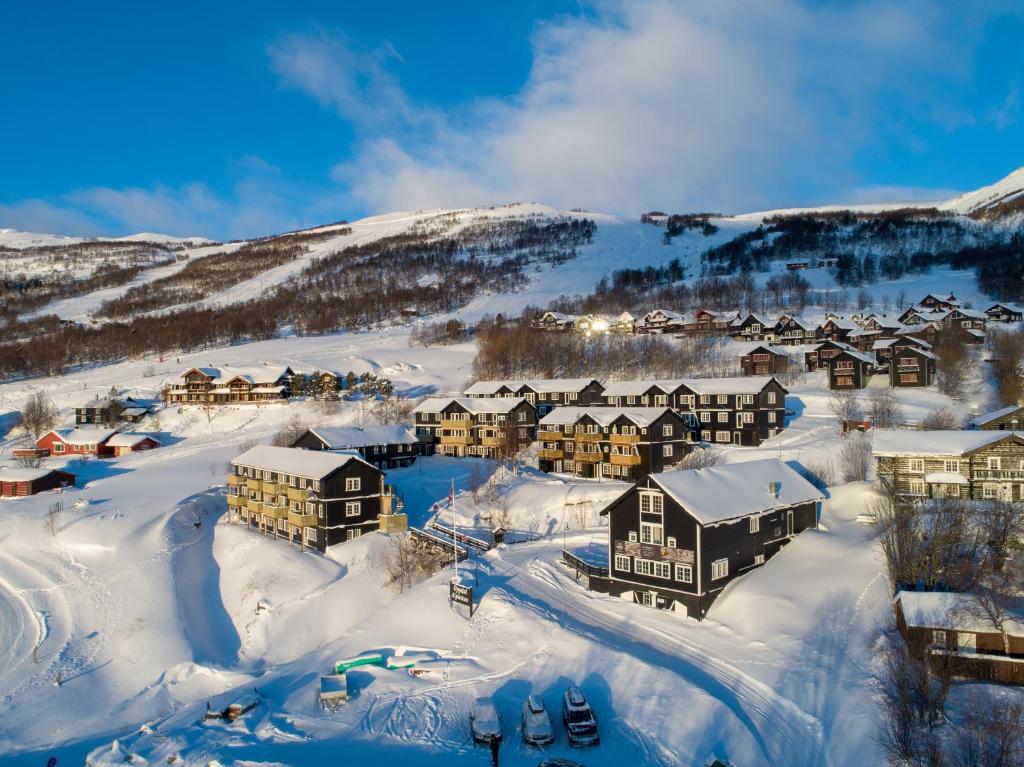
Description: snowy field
xmin=0 ymin=312 xmax=1008 ymax=766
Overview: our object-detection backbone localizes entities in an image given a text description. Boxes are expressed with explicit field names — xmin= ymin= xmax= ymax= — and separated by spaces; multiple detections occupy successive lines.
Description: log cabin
xmin=164 ymin=365 xmax=293 ymax=405
xmin=773 ymin=315 xmax=817 ymax=345
xmin=918 ymin=292 xmax=960 ymax=311
xmin=738 ymin=343 xmax=791 ymax=377
xmin=290 ymin=425 xmax=419 ymax=469
xmin=804 ymin=339 xmax=856 ymax=371
xmin=638 ymin=309 xmax=685 ymax=334
xmin=610 ymin=311 xmax=638 ymax=333
xmin=825 ymin=348 xmax=875 ymax=389
xmin=600 ymin=458 xmax=823 ymax=619
xmin=895 ymin=591 xmax=1024 ymax=685
xmin=873 ymin=430 xmax=1024 ymax=501
xmin=536 ymin=407 xmax=692 ymax=481
xmin=412 ymin=397 xmax=537 ymax=458
xmin=970 ymin=403 xmax=1024 ymax=431
xmin=228 ymin=445 xmax=397 ymax=551
xmin=0 ymin=467 xmax=76 ymax=497
xmin=984 ymin=303 xmax=1024 ymax=323
xmin=940 ymin=307 xmax=987 ymax=335
xmin=888 ymin=344 xmax=937 ymax=387
xmin=817 ymin=317 xmax=857 ymax=343
xmin=871 ymin=335 xmax=931 ymax=367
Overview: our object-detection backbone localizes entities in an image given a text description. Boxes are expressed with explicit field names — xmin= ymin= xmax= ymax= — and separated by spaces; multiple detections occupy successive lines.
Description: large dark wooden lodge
xmin=291 ymin=425 xmax=420 ymax=469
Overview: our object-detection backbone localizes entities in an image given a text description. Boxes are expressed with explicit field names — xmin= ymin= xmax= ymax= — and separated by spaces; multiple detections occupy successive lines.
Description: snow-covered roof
xmin=872 ymin=430 xmax=1024 ymax=457
xmin=971 ymin=404 xmax=1024 ymax=427
xmin=649 ymin=458 xmax=824 ymax=526
xmin=412 ymin=397 xmax=530 ymax=415
xmin=896 ymin=591 xmax=1024 ymax=634
xmin=539 ymin=406 xmax=672 ymax=428
xmin=231 ymin=445 xmax=368 ymax=478
xmin=643 ymin=308 xmax=684 ymax=322
xmin=986 ymin=302 xmax=1024 ymax=313
xmin=601 ymin=381 xmax=670 ymax=397
xmin=837 ymin=349 xmax=877 ymax=365
xmin=0 ymin=467 xmax=74 ymax=482
xmin=778 ymin=315 xmax=816 ymax=330
xmin=945 ymin=307 xmax=987 ymax=320
xmin=120 ymin=407 xmax=150 ymax=417
xmin=301 ymin=425 xmax=417 ymax=448
xmin=822 ymin=317 xmax=858 ymax=330
xmin=813 ymin=340 xmax=858 ymax=352
xmin=106 ymin=433 xmax=160 ymax=448
xmin=181 ymin=364 xmax=291 ymax=385
xmin=464 ymin=378 xmax=598 ymax=396
xmin=48 ymin=427 xmax=117 ymax=445
xmin=671 ymin=376 xmax=779 ymax=395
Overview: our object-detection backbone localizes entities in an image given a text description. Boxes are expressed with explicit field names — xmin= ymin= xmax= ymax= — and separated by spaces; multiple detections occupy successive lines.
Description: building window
xmin=345 ymin=477 xmax=361 ymax=492
xmin=639 ymin=492 xmax=663 ymax=514
xmin=662 ymin=424 xmax=673 ymax=437
xmin=716 ymin=431 xmax=730 ymax=442
xmin=717 ymin=395 xmax=727 ymax=404
xmin=909 ymin=459 xmax=924 ymax=473
xmin=345 ymin=501 xmax=360 ymax=517
xmin=662 ymin=444 xmax=673 ymax=458
xmin=653 ymin=561 xmax=670 ymax=579
xmin=346 ymin=529 xmax=362 ymax=540
xmin=717 ymin=412 xmax=728 ymax=423
xmin=768 ymin=412 xmax=777 ymax=423
xmin=754 ymin=554 xmax=765 ymax=565
xmin=700 ymin=412 xmax=711 ymax=423
xmin=711 ymin=559 xmax=729 ymax=580
xmin=944 ymin=460 xmax=960 ymax=473
xmin=614 ymin=554 xmax=631 ymax=572
xmin=767 ymin=392 xmax=777 ymax=404
xmin=666 ymin=536 xmax=676 ymax=548
xmin=749 ymin=516 xmax=760 ymax=534
xmin=983 ymin=483 xmax=999 ymax=499
xmin=988 ymin=457 xmax=1002 ymax=470
xmin=306 ymin=528 xmax=317 ymax=543
xmin=675 ymin=564 xmax=693 ymax=583
xmin=640 ymin=522 xmax=663 ymax=545
xmin=628 ymin=531 xmax=638 ymax=542
xmin=910 ymin=479 xmax=925 ymax=495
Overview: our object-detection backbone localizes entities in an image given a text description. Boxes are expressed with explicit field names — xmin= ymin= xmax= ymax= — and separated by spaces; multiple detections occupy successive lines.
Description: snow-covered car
xmin=521 ymin=694 xmax=555 ymax=746
xmin=561 ymin=685 xmax=599 ymax=746
xmin=470 ymin=696 xmax=502 ymax=744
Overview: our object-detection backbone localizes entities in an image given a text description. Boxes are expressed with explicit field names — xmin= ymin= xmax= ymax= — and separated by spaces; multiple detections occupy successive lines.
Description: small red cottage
xmin=0 ymin=468 xmax=76 ymax=497
xmin=36 ymin=427 xmax=118 ymax=458
xmin=106 ymin=433 xmax=161 ymax=457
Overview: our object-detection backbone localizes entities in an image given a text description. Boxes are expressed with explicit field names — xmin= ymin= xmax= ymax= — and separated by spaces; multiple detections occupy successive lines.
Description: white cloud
xmin=281 ymin=0 xmax=1004 ymax=216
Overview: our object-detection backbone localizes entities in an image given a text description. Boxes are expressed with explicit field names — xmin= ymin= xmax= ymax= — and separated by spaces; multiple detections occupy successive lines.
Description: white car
xmin=471 ymin=696 xmax=502 ymax=744
xmin=521 ymin=695 xmax=555 ymax=746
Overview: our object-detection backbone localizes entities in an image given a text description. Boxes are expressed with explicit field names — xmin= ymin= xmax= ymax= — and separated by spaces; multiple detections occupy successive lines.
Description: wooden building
xmin=36 ymin=427 xmax=118 ymax=458
xmin=873 ymin=430 xmax=1024 ymax=501
xmin=574 ymin=314 xmax=612 ymax=337
xmin=536 ymin=407 xmax=692 ymax=481
xmin=985 ymin=303 xmax=1023 ymax=323
xmin=412 ymin=397 xmax=537 ymax=458
xmin=291 ymin=425 xmax=419 ymax=469
xmin=728 ymin=313 xmax=773 ymax=342
xmin=106 ymin=433 xmax=161 ymax=457
xmin=739 ymin=344 xmax=790 ymax=377
xmin=600 ymin=458 xmax=823 ymax=619
xmin=826 ymin=349 xmax=875 ymax=389
xmin=463 ymin=378 xmax=605 ymax=416
xmin=638 ymin=309 xmax=685 ymax=334
xmin=227 ymin=445 xmax=397 ymax=551
xmin=817 ymin=317 xmax=857 ymax=343
xmin=0 ymin=468 xmax=76 ymax=497
xmin=773 ymin=315 xmax=817 ymax=345
xmin=889 ymin=344 xmax=937 ymax=388
xmin=805 ymin=339 xmax=855 ymax=371
xmin=871 ymin=335 xmax=931 ymax=367
xmin=970 ymin=403 xmax=1024 ymax=431
xmin=678 ymin=309 xmax=732 ymax=336
xmin=918 ymin=293 xmax=960 ymax=312
xmin=896 ymin=591 xmax=1024 ymax=685
xmin=610 ymin=311 xmax=637 ymax=334
xmin=940 ymin=307 xmax=987 ymax=334
xmin=164 ymin=365 xmax=293 ymax=405
xmin=531 ymin=311 xmax=576 ymax=332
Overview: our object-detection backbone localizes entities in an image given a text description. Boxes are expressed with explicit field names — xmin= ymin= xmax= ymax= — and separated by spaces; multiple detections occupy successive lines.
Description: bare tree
xmin=16 ymin=454 xmax=43 ymax=469
xmin=370 ymin=395 xmax=414 ymax=425
xmin=959 ymin=558 xmax=1024 ymax=658
xmin=867 ymin=388 xmax=905 ymax=429
xmin=838 ymin=433 xmax=872 ymax=482
xmin=271 ymin=414 xmax=307 ymax=447
xmin=948 ymin=690 xmax=1024 ymax=767
xmin=21 ymin=390 xmax=58 ymax=442
xmin=44 ymin=502 xmax=61 ymax=537
xmin=829 ymin=389 xmax=863 ymax=423
xmin=920 ymin=407 xmax=961 ymax=430
xmin=378 ymin=533 xmax=442 ymax=593
xmin=671 ymin=445 xmax=722 ymax=470
xmin=933 ymin=332 xmax=973 ymax=400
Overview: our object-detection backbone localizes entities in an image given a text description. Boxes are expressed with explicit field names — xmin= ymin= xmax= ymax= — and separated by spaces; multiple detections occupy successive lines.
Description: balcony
xmin=440 ymin=418 xmax=471 ymax=429
xmin=287 ymin=511 xmax=317 ymax=528
xmin=227 ymin=474 xmax=243 ymax=487
xmin=574 ymin=451 xmax=603 ymax=462
xmin=975 ymin=469 xmax=1024 ymax=480
xmin=538 ymin=448 xmax=564 ymax=460
xmin=537 ymin=429 xmax=565 ymax=441
xmin=287 ymin=486 xmax=310 ymax=502
xmin=574 ymin=432 xmax=603 ymax=443
xmin=246 ymin=498 xmax=263 ymax=514
xmin=262 ymin=504 xmax=288 ymax=520
xmin=227 ymin=494 xmax=243 ymax=507
xmin=261 ymin=480 xmax=284 ymax=494
xmin=609 ymin=433 xmax=641 ymax=445
xmin=610 ymin=453 xmax=642 ymax=466
xmin=440 ymin=433 xmax=473 ymax=446
xmin=479 ymin=435 xmax=505 ymax=447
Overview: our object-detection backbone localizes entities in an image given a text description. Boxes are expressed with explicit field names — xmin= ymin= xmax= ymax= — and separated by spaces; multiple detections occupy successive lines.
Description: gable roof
xmin=299 ymin=425 xmax=417 ymax=449
xmin=538 ymin=406 xmax=674 ymax=428
xmin=986 ymin=302 xmax=1024 ymax=313
xmin=231 ymin=445 xmax=372 ymax=479
xmin=872 ymin=429 xmax=1024 ymax=457
xmin=672 ymin=376 xmax=780 ymax=395
xmin=47 ymin=427 xmax=118 ymax=445
xmin=896 ymin=591 xmax=1024 ymax=634
xmin=464 ymin=378 xmax=599 ymax=396
xmin=601 ymin=380 xmax=672 ymax=397
xmin=821 ymin=317 xmax=858 ymax=330
xmin=971 ymin=404 xmax=1024 ymax=427
xmin=106 ymin=433 xmax=160 ymax=448
xmin=179 ymin=364 xmax=291 ymax=385
xmin=647 ymin=458 xmax=824 ymax=526
xmin=412 ymin=397 xmax=531 ymax=415
xmin=0 ymin=467 xmax=75 ymax=483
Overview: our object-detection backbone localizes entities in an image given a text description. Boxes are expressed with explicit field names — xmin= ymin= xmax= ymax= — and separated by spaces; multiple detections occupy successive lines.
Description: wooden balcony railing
xmin=573 ymin=432 xmax=603 ymax=443
xmin=609 ymin=433 xmax=641 ymax=445
xmin=574 ymin=451 xmax=603 ymax=462
xmin=537 ymin=429 xmax=565 ymax=441
xmin=440 ymin=434 xmax=473 ymax=446
xmin=538 ymin=448 xmax=564 ymax=460
xmin=610 ymin=453 xmax=642 ymax=466
xmin=286 ymin=487 xmax=309 ymax=502
xmin=287 ymin=511 xmax=317 ymax=528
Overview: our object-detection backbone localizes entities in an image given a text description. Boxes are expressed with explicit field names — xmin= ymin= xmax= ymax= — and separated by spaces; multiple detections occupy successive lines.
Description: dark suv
xmin=561 ymin=685 xmax=599 ymax=746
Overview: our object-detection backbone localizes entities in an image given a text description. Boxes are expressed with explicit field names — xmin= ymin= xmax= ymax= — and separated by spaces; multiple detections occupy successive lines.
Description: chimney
xmin=768 ymin=480 xmax=782 ymax=498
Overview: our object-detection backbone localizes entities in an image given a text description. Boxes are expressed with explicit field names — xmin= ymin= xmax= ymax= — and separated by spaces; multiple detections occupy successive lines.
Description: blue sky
xmin=1 ymin=1 xmax=1021 ymax=239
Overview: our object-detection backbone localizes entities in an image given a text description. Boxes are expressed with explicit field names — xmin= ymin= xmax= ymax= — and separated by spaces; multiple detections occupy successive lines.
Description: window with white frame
xmin=767 ymin=392 xmax=777 ymax=404
xmin=749 ymin=516 xmax=760 ymax=534
xmin=628 ymin=531 xmax=638 ymax=542
xmin=666 ymin=536 xmax=676 ymax=547
xmin=700 ymin=412 xmax=711 ymax=423
xmin=662 ymin=444 xmax=673 ymax=458
xmin=345 ymin=501 xmax=360 ymax=517
xmin=909 ymin=459 xmax=925 ymax=473
xmin=988 ymin=457 xmax=1002 ymax=470
xmin=716 ymin=431 xmax=730 ymax=442
xmin=614 ymin=554 xmax=631 ymax=572
xmin=675 ymin=563 xmax=692 ymax=583
xmin=944 ymin=460 xmax=960 ymax=473
xmin=717 ymin=412 xmax=728 ymax=422
xmin=717 ymin=394 xmax=727 ymax=404
xmin=983 ymin=483 xmax=999 ymax=499
xmin=346 ymin=529 xmax=362 ymax=540
xmin=662 ymin=424 xmax=673 ymax=436
xmin=634 ymin=559 xmax=653 ymax=576
xmin=640 ymin=521 xmax=664 ymax=545
xmin=711 ymin=558 xmax=729 ymax=580
xmin=754 ymin=553 xmax=765 ymax=565
xmin=652 ymin=561 xmax=670 ymax=579
xmin=768 ymin=412 xmax=777 ymax=423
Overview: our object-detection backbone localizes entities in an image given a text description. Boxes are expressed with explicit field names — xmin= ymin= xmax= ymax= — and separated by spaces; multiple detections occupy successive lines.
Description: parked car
xmin=562 ymin=685 xmax=599 ymax=746
xmin=522 ymin=694 xmax=555 ymax=746
xmin=471 ymin=696 xmax=502 ymax=744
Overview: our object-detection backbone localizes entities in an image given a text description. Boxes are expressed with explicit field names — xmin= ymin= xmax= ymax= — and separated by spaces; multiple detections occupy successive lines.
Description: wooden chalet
xmin=805 ymin=340 xmax=857 ymax=372
xmin=0 ymin=467 xmax=76 ymax=497
xmin=574 ymin=314 xmax=612 ymax=337
xmin=37 ymin=427 xmax=118 ymax=458
xmin=638 ymin=309 xmax=685 ymax=334
xmin=291 ymin=425 xmax=419 ymax=469
xmin=164 ymin=365 xmax=293 ymax=405
xmin=600 ymin=458 xmax=823 ymax=618
xmin=739 ymin=344 xmax=790 ymax=377
xmin=941 ymin=307 xmax=987 ymax=335
xmin=873 ymin=430 xmax=1024 ymax=501
xmin=971 ymin=403 xmax=1024 ymax=431
xmin=679 ymin=309 xmax=731 ymax=336
xmin=896 ymin=591 xmax=1024 ymax=685
xmin=75 ymin=396 xmax=147 ymax=426
xmin=871 ymin=335 xmax=931 ymax=367
xmin=531 ymin=311 xmax=576 ymax=332
xmin=728 ymin=313 xmax=773 ymax=342
xmin=985 ymin=303 xmax=1024 ymax=323
xmin=680 ymin=377 xmax=787 ymax=445
xmin=817 ymin=316 xmax=858 ymax=343
xmin=463 ymin=378 xmax=605 ymax=416
xmin=918 ymin=293 xmax=960 ymax=312
xmin=412 ymin=397 xmax=537 ymax=458
xmin=536 ymin=407 xmax=692 ymax=481
xmin=106 ymin=433 xmax=161 ymax=456
xmin=826 ymin=348 xmax=875 ymax=389
xmin=888 ymin=344 xmax=936 ymax=388
xmin=610 ymin=311 xmax=637 ymax=333
xmin=228 ymin=445 xmax=398 ymax=551
xmin=773 ymin=315 xmax=817 ymax=345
